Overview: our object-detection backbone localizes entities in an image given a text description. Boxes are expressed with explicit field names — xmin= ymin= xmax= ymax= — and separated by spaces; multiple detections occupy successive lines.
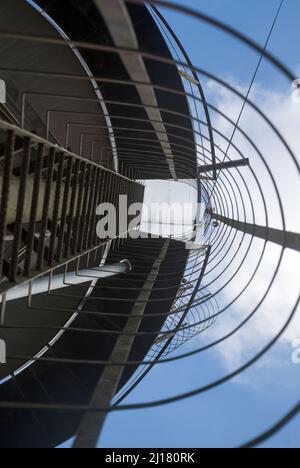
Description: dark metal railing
xmin=0 ymin=120 xmax=144 ymax=298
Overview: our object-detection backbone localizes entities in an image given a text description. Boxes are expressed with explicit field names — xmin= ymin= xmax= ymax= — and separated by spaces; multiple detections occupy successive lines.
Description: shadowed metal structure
xmin=0 ymin=0 xmax=299 ymax=449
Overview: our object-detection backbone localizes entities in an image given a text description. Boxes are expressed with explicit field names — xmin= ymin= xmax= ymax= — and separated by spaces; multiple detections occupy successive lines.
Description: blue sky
xmin=97 ymin=0 xmax=300 ymax=449
xmin=164 ymin=0 xmax=300 ymax=88
xmin=59 ymin=0 xmax=300 ymax=448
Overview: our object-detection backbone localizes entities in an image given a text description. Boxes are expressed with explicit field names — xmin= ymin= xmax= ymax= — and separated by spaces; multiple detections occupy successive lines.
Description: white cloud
xmin=197 ymin=78 xmax=300 ymax=375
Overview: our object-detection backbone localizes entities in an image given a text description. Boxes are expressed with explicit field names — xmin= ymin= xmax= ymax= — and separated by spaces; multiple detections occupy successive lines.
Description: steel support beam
xmin=212 ymin=213 xmax=300 ymax=252
xmin=148 ymin=3 xmax=216 ymax=179
xmin=199 ymin=158 xmax=249 ymax=175
xmin=94 ymin=0 xmax=178 ymax=180
xmin=0 ymin=261 xmax=131 ymax=303
xmin=113 ymin=245 xmax=211 ymax=407
xmin=73 ymin=239 xmax=171 ymax=448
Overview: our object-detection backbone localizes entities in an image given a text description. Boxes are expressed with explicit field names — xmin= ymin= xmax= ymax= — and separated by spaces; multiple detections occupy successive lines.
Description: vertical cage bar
xmin=36 ymin=147 xmax=55 ymax=270
xmin=56 ymin=157 xmax=73 ymax=263
xmin=24 ymin=143 xmax=45 ymax=276
xmin=48 ymin=152 xmax=65 ymax=266
xmin=72 ymin=161 xmax=86 ymax=255
xmin=0 ymin=130 xmax=15 ymax=283
xmin=64 ymin=158 xmax=80 ymax=258
xmin=9 ymin=137 xmax=32 ymax=282
xmin=78 ymin=165 xmax=92 ymax=253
